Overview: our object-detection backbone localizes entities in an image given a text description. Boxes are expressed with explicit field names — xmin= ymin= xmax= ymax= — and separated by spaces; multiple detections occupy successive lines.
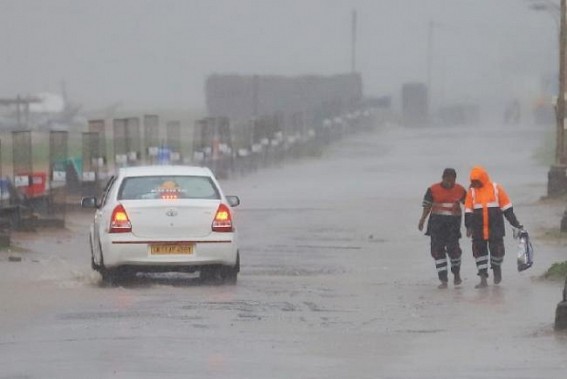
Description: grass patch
xmin=539 ymin=229 xmax=567 ymax=241
xmin=543 ymin=261 xmax=567 ymax=280
xmin=0 ymin=244 xmax=30 ymax=253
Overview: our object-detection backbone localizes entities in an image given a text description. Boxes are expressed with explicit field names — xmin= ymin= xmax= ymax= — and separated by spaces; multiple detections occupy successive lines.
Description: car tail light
xmin=212 ymin=203 xmax=233 ymax=232
xmin=160 ymin=193 xmax=178 ymax=200
xmin=160 ymin=188 xmax=179 ymax=200
xmin=109 ymin=204 xmax=132 ymax=233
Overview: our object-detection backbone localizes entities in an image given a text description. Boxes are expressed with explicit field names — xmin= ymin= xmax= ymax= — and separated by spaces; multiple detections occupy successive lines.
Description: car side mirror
xmin=81 ymin=196 xmax=98 ymax=209
xmin=226 ymin=195 xmax=240 ymax=207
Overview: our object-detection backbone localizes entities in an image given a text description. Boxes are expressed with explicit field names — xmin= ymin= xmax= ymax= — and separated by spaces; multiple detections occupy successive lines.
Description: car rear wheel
xmin=90 ymin=236 xmax=100 ymax=271
xmin=221 ymin=253 xmax=240 ymax=285
xmin=100 ymin=266 xmax=133 ymax=286
xmin=199 ymin=266 xmax=220 ymax=283
xmin=200 ymin=254 xmax=239 ymax=285
xmin=97 ymin=244 xmax=129 ymax=286
xmin=100 ymin=267 xmax=118 ymax=286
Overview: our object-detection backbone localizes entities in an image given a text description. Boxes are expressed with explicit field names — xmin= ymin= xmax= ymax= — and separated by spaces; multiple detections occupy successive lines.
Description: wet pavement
xmin=0 ymin=121 xmax=566 ymax=378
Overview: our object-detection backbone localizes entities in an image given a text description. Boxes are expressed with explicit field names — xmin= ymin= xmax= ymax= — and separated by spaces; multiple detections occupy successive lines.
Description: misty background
xmin=0 ymin=0 xmax=558 ymax=117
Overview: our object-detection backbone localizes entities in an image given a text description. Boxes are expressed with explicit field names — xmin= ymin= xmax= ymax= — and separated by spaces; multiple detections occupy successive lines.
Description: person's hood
xmin=470 ymin=166 xmax=491 ymax=186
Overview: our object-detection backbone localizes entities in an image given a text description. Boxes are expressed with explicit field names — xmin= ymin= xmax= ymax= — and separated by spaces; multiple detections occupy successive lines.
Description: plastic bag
xmin=514 ymin=228 xmax=534 ymax=272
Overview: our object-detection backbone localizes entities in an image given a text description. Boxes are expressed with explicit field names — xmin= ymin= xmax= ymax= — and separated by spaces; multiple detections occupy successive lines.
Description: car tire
xmin=97 ymin=244 xmax=123 ymax=286
xmin=91 ymin=254 xmax=98 ymax=271
xmin=199 ymin=266 xmax=219 ymax=283
xmin=90 ymin=236 xmax=100 ymax=271
xmin=221 ymin=253 xmax=239 ymax=285
xmin=100 ymin=267 xmax=118 ymax=286
xmin=100 ymin=266 xmax=133 ymax=286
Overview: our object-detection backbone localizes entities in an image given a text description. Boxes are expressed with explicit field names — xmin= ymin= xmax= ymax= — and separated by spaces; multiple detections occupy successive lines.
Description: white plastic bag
xmin=514 ymin=228 xmax=534 ymax=272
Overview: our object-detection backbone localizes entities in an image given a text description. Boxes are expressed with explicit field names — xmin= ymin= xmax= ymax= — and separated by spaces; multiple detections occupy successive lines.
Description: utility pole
xmin=351 ymin=9 xmax=357 ymax=73
xmin=427 ymin=21 xmax=445 ymax=112
xmin=549 ymin=0 xmax=567 ymax=196
xmin=557 ymin=0 xmax=566 ymax=165
xmin=427 ymin=21 xmax=433 ymax=94
xmin=252 ymin=74 xmax=259 ymax=118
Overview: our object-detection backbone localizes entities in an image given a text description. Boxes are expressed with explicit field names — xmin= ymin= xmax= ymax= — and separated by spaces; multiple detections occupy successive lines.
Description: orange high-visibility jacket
xmin=426 ymin=182 xmax=466 ymax=216
xmin=422 ymin=181 xmax=466 ymax=238
xmin=464 ymin=166 xmax=521 ymax=240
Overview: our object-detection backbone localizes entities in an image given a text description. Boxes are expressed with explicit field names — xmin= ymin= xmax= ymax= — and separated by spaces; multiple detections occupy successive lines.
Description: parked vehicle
xmin=81 ymin=165 xmax=240 ymax=285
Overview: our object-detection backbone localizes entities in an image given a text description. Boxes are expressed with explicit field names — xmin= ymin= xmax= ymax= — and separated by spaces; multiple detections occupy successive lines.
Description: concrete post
xmin=548 ymin=0 xmax=567 ymax=200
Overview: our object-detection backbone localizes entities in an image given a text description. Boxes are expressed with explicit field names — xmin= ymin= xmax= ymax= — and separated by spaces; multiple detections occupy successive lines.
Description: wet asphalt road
xmin=0 ymin=121 xmax=566 ymax=379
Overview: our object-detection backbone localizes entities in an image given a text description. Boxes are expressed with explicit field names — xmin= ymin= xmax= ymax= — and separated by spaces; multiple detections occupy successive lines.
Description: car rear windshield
xmin=117 ymin=175 xmax=220 ymax=200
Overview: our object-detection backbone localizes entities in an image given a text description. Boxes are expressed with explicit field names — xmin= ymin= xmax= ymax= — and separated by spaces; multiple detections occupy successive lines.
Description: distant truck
xmin=401 ymin=82 xmax=429 ymax=127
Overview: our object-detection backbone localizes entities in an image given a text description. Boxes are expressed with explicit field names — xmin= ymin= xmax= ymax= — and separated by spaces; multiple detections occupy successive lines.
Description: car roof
xmin=117 ymin=165 xmax=214 ymax=178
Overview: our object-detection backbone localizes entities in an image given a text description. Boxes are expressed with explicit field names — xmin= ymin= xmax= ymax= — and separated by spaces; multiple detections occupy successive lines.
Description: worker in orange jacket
xmin=464 ymin=166 xmax=523 ymax=288
xmin=419 ymin=168 xmax=467 ymax=289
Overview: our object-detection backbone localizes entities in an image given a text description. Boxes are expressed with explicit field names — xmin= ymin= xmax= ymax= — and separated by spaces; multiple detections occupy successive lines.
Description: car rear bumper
xmin=101 ymin=235 xmax=238 ymax=269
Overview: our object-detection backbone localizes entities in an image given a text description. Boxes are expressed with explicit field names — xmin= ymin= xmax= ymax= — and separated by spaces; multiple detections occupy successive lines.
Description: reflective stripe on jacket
xmin=428 ymin=183 xmax=466 ymax=216
xmin=464 ymin=166 xmax=513 ymax=240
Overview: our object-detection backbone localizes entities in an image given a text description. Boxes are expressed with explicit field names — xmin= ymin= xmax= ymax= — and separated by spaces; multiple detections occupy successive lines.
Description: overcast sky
xmin=0 ymin=0 xmax=558 ymax=112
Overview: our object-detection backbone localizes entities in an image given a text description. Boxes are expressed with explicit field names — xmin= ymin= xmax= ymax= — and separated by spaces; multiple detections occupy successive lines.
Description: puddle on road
xmin=397 ymin=329 xmax=445 ymax=334
xmin=245 ymin=265 xmax=346 ymax=277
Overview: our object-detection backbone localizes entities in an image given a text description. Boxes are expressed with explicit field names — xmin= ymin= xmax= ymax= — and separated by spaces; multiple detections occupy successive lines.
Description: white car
xmin=81 ymin=165 xmax=240 ymax=284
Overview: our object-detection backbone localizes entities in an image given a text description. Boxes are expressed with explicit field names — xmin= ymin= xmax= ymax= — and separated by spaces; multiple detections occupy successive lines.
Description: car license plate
xmin=150 ymin=244 xmax=193 ymax=255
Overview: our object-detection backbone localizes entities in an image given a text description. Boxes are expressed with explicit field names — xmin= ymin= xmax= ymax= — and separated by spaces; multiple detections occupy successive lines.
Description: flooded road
xmin=0 ymin=122 xmax=566 ymax=378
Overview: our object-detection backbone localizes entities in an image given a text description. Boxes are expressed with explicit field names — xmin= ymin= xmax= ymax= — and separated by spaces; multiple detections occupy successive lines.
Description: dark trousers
xmin=431 ymin=236 xmax=462 ymax=282
xmin=472 ymin=238 xmax=505 ymax=277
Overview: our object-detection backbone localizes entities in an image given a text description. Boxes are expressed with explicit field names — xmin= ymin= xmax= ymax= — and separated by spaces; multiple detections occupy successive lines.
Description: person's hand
xmin=418 ymin=219 xmax=425 ymax=231
xmin=466 ymin=227 xmax=472 ymax=238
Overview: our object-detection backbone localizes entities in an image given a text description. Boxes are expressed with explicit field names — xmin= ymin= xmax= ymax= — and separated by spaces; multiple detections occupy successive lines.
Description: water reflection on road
xmin=0 ymin=122 xmax=566 ymax=379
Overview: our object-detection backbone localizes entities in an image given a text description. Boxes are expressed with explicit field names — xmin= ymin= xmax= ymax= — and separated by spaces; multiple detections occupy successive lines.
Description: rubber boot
xmin=475 ymin=272 xmax=488 ymax=289
xmin=453 ymin=272 xmax=462 ymax=286
xmin=451 ymin=265 xmax=462 ymax=286
xmin=438 ymin=271 xmax=448 ymax=289
xmin=493 ymin=266 xmax=502 ymax=285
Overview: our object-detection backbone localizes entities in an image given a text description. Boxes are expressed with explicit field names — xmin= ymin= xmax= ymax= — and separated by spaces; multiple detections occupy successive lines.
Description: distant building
xmin=205 ymin=73 xmax=363 ymax=122
xmin=401 ymin=82 xmax=429 ymax=127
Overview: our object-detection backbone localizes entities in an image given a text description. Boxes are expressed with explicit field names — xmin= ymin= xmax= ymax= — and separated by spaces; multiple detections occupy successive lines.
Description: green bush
xmin=544 ymin=261 xmax=567 ymax=280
